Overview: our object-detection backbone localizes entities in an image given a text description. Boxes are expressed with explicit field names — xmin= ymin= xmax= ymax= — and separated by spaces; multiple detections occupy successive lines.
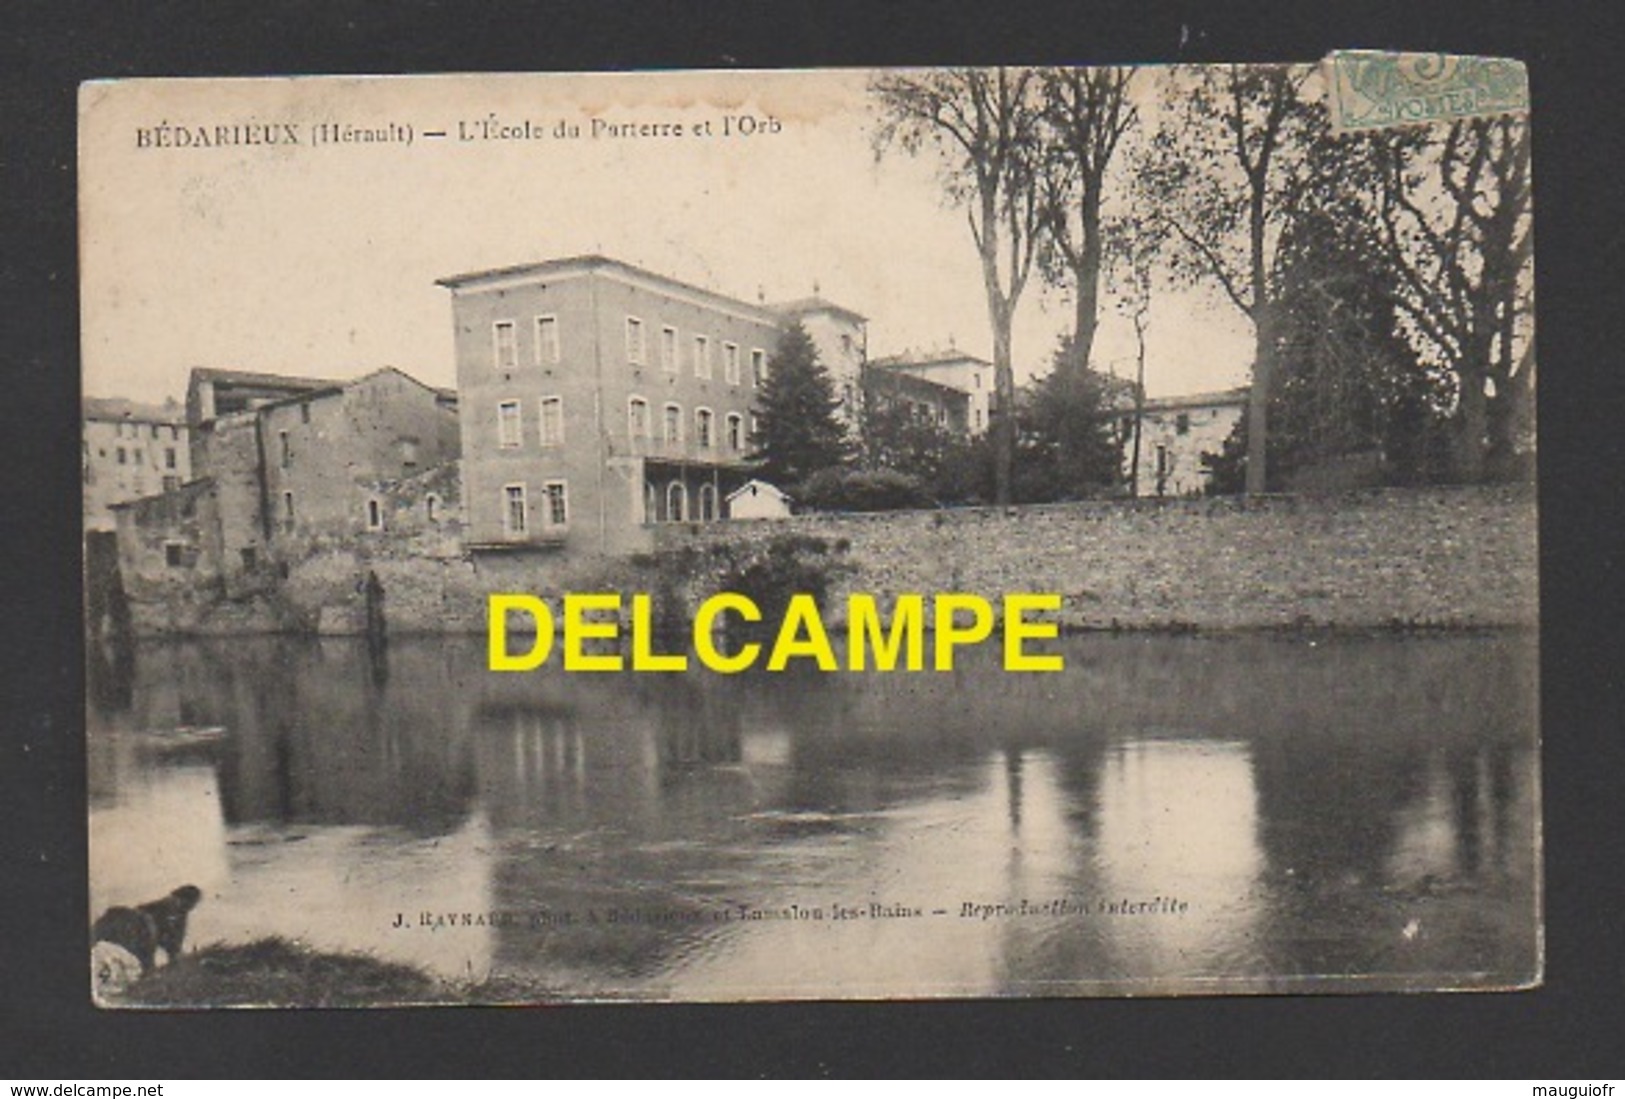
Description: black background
xmin=4 ymin=0 xmax=1622 ymax=1079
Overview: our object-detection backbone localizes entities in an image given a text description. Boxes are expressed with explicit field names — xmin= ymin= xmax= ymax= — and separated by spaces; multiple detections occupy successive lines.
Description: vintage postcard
xmin=81 ymin=61 xmax=1538 ymax=1006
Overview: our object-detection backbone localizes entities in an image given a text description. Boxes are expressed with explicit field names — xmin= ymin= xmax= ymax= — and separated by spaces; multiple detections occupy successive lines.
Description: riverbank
xmin=105 ymin=938 xmax=549 ymax=1008
xmin=115 ymin=484 xmax=1538 ymax=637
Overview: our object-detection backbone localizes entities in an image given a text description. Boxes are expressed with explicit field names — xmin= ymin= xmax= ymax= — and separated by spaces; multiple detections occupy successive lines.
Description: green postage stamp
xmin=1328 ymin=50 xmax=1529 ymax=131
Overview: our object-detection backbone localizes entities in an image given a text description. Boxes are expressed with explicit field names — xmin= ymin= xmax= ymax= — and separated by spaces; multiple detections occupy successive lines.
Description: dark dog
xmin=91 ymin=885 xmax=202 ymax=972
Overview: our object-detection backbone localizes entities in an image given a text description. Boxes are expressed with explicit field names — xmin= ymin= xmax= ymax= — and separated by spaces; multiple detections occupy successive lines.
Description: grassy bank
xmin=110 ymin=937 xmax=539 ymax=1008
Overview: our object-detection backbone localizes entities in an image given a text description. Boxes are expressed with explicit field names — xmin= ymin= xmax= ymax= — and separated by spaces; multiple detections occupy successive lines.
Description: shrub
xmin=796 ymin=467 xmax=933 ymax=513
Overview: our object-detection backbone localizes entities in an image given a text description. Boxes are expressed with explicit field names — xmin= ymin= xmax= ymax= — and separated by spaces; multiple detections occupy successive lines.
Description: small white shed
xmin=726 ymin=479 xmax=793 ymax=520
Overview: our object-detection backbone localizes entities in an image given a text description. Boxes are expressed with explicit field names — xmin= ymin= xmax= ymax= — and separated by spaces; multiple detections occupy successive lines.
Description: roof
xmin=1142 ymin=386 xmax=1250 ymax=412
xmin=437 ymin=253 xmax=786 ymax=322
xmin=864 ymin=365 xmax=971 ymax=405
xmin=83 ymin=396 xmax=185 ymax=424
xmin=196 ymin=366 xmax=452 ymax=414
xmin=108 ymin=476 xmax=215 ymax=510
xmin=437 ymin=254 xmax=866 ymax=329
xmin=869 ymin=348 xmax=992 ymax=372
xmin=725 ymin=478 xmax=791 ymax=503
xmin=766 ymin=296 xmax=868 ymax=325
xmin=189 ymin=367 xmax=345 ymax=392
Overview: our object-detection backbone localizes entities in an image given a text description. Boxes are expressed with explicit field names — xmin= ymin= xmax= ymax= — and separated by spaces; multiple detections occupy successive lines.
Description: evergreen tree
xmin=750 ymin=322 xmax=852 ymax=489
xmin=1010 ymin=335 xmax=1124 ymax=501
xmin=1202 ymin=193 xmax=1453 ymax=494
xmin=859 ymin=389 xmax=958 ymax=486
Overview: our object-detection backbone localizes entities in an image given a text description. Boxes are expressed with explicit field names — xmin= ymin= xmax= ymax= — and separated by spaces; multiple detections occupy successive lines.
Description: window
xmin=150 ymin=424 xmax=159 ymax=439
xmin=132 ymin=448 xmax=143 ymax=465
xmin=539 ymin=396 xmax=564 ymax=447
xmin=498 ymin=400 xmax=522 ymax=448
xmin=399 ymin=439 xmax=419 ymax=471
xmin=162 ymin=475 xmax=181 ymax=493
xmin=975 ymin=408 xmax=985 ymax=430
xmin=1175 ymin=412 xmax=1191 ymax=435
xmin=666 ymin=481 xmax=686 ymax=523
xmin=660 ymin=325 xmax=678 ymax=373
xmin=625 ymin=317 xmax=645 ymax=364
xmin=494 ymin=321 xmax=517 ymax=370
xmin=841 ymin=333 xmax=854 ymax=357
xmin=503 ymin=484 xmax=527 ymax=535
xmin=726 ymin=413 xmax=744 ymax=452
xmin=542 ymin=481 xmax=568 ymax=527
xmin=1155 ymin=445 xmax=1170 ymax=476
xmin=165 ymin=543 xmax=185 ymax=568
xmin=628 ymin=396 xmax=650 ymax=440
xmin=116 ymin=447 xmax=126 ymax=465
xmin=749 ymin=412 xmax=761 ymax=445
xmin=723 ymin=342 xmax=740 ymax=384
xmin=663 ymin=403 xmax=682 ymax=445
xmin=425 ymin=494 xmax=440 ymax=523
xmin=698 ymin=483 xmax=717 ymax=522
xmin=282 ymin=491 xmax=296 ymax=528
xmin=165 ymin=446 xmax=177 ymax=470
xmin=278 ymin=430 xmax=291 ymax=468
xmin=692 ymin=334 xmax=711 ymax=379
xmin=695 ymin=407 xmax=714 ymax=449
xmin=535 ymin=315 xmax=560 ymax=364
xmin=240 ymin=547 xmax=258 ymax=570
xmin=366 ymin=499 xmax=382 ymax=530
xmin=643 ymin=482 xmax=657 ymax=524
xmin=751 ymin=349 xmax=766 ymax=388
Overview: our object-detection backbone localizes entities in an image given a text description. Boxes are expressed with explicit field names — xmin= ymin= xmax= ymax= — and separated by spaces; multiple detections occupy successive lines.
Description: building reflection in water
xmin=86 ymin=632 xmax=1539 ymax=998
xmin=1093 ymin=739 xmax=1265 ymax=980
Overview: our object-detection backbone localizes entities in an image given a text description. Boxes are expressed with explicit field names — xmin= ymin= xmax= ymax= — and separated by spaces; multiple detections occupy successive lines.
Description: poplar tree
xmin=872 ymin=67 xmax=1044 ymax=507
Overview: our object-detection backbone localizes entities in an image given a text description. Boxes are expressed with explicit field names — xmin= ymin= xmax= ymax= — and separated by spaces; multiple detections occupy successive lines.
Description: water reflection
xmin=87 ymin=632 xmax=1539 ymax=998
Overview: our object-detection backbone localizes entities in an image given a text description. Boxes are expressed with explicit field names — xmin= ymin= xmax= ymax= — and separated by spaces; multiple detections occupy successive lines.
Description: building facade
xmin=1124 ymin=386 xmax=1248 ymax=498
xmin=180 ymin=366 xmax=460 ymax=577
xmin=83 ymin=397 xmax=191 ymax=531
xmin=766 ymin=296 xmax=869 ymax=435
xmin=861 ymin=365 xmax=973 ymax=436
xmin=438 ymin=255 xmax=864 ymax=556
xmin=866 ymin=349 xmax=994 ymax=436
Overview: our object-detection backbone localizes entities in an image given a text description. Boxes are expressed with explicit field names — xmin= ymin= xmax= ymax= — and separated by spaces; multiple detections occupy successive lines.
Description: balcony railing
xmin=619 ymin=436 xmax=751 ymax=465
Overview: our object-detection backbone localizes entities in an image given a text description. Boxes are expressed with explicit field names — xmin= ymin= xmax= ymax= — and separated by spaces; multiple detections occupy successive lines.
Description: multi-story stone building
xmin=1123 ymin=386 xmax=1248 ymax=498
xmin=866 ymin=348 xmax=995 ymax=437
xmin=765 ymin=294 xmax=869 ymax=434
xmin=437 ymin=255 xmax=864 ymax=556
xmin=82 ymin=397 xmax=191 ymax=531
xmin=159 ymin=366 xmax=461 ymax=579
xmin=861 ymin=366 xmax=973 ymax=436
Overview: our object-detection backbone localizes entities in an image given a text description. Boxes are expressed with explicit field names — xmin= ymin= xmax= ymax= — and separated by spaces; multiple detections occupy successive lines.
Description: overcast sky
xmin=80 ymin=69 xmax=1252 ymax=404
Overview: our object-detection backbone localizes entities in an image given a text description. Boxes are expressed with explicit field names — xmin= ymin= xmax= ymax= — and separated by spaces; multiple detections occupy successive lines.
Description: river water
xmin=87 ymin=631 xmax=1539 ymax=1000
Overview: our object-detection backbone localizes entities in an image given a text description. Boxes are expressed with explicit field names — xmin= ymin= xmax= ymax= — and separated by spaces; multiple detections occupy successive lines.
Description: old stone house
xmin=866 ymin=348 xmax=994 ymax=437
xmin=1123 ymin=386 xmax=1249 ymax=498
xmin=119 ymin=366 xmax=462 ymax=596
xmin=82 ymin=397 xmax=191 ymax=532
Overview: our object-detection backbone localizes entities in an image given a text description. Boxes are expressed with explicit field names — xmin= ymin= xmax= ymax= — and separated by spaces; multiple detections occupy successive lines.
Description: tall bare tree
xmin=872 ymin=67 xmax=1044 ymax=506
xmin=1141 ymin=64 xmax=1319 ymax=494
xmin=1374 ymin=117 xmax=1533 ymax=481
xmin=1036 ymin=66 xmax=1138 ymax=379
